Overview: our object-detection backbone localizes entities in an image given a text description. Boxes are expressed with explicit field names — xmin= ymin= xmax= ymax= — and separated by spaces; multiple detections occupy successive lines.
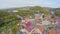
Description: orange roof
xmin=49 ymin=29 xmax=56 ymax=34
xmin=38 ymin=26 xmax=44 ymax=32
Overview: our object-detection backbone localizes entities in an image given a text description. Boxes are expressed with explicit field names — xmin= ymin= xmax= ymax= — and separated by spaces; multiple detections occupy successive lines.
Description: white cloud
xmin=0 ymin=0 xmax=60 ymax=9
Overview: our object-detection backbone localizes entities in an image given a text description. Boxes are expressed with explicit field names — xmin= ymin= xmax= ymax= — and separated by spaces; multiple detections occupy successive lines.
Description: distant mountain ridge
xmin=0 ymin=6 xmax=60 ymax=12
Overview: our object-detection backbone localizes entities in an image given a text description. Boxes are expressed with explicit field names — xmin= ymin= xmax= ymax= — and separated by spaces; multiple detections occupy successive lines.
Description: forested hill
xmin=0 ymin=6 xmax=60 ymax=16
xmin=0 ymin=6 xmax=60 ymax=12
xmin=0 ymin=6 xmax=48 ymax=12
xmin=0 ymin=6 xmax=49 ymax=16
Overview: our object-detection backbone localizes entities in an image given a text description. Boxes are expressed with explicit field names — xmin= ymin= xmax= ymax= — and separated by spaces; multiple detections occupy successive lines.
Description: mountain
xmin=0 ymin=6 xmax=48 ymax=12
xmin=0 ymin=6 xmax=60 ymax=13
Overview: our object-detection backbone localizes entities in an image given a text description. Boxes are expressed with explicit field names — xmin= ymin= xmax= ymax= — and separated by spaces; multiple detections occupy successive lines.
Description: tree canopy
xmin=55 ymin=10 xmax=60 ymax=16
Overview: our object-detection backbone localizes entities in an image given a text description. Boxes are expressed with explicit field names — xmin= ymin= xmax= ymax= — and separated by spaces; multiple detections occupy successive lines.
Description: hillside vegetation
xmin=0 ymin=6 xmax=49 ymax=27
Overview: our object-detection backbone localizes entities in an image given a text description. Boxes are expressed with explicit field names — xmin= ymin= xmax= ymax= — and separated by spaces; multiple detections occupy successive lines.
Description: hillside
xmin=0 ymin=6 xmax=49 ymax=27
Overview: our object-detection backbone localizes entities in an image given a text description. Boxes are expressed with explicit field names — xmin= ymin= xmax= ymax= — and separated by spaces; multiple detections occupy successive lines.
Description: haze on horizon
xmin=0 ymin=0 xmax=60 ymax=9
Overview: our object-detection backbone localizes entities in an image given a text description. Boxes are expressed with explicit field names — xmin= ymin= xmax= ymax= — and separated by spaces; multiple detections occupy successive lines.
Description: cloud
xmin=0 ymin=0 xmax=60 ymax=9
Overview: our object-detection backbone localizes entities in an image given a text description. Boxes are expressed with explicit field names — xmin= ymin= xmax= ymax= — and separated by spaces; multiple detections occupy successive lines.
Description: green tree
xmin=55 ymin=10 xmax=60 ymax=16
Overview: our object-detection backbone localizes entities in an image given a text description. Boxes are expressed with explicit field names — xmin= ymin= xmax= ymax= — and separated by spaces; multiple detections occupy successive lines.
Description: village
xmin=0 ymin=10 xmax=60 ymax=34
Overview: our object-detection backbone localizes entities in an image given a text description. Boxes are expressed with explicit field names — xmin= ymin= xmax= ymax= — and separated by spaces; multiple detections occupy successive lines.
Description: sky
xmin=0 ymin=0 xmax=60 ymax=9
